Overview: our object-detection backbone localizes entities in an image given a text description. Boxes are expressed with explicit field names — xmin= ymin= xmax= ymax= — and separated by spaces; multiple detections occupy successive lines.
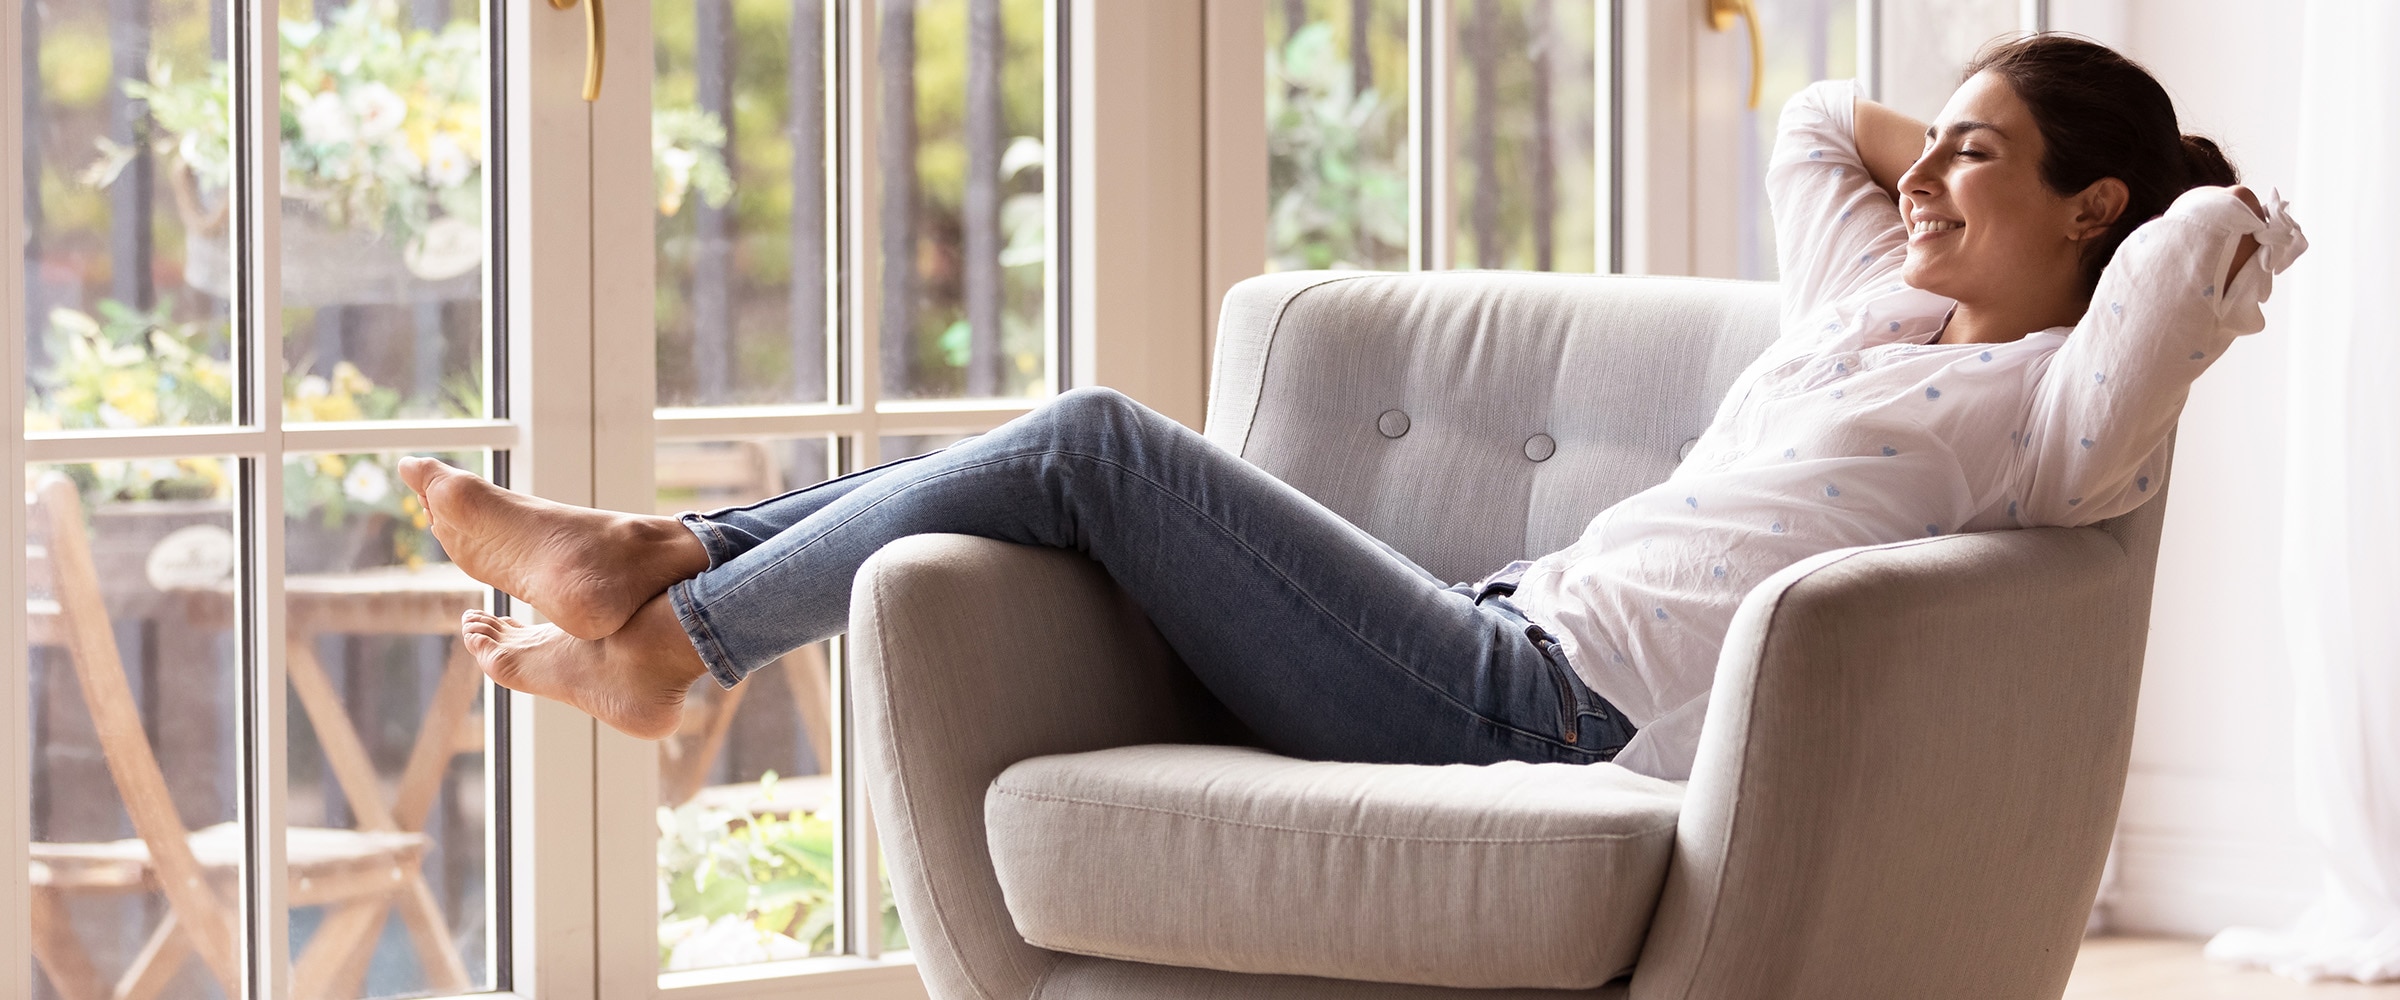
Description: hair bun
xmin=2181 ymin=134 xmax=2239 ymax=187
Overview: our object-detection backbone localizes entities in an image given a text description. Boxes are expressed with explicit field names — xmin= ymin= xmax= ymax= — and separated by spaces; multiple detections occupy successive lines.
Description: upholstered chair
xmin=852 ymin=271 xmax=2166 ymax=1000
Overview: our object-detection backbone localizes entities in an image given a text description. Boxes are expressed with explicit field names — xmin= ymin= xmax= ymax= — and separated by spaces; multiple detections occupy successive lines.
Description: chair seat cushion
xmin=984 ymin=744 xmax=1684 ymax=990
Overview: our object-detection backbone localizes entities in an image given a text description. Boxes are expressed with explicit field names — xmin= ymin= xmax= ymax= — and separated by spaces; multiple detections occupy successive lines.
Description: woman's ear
xmin=2068 ymin=177 xmax=2131 ymax=240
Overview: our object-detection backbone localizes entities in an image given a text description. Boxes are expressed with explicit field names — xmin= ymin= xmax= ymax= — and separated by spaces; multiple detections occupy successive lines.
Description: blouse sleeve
xmin=1767 ymin=78 xmax=1910 ymax=332
xmin=2008 ymin=187 xmax=2308 ymax=526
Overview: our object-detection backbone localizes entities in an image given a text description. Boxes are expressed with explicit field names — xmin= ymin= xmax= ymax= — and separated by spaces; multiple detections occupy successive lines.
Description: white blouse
xmin=1511 ymin=78 xmax=2308 ymax=780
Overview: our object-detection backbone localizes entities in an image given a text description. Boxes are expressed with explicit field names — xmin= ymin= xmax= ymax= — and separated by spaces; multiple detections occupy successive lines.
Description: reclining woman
xmin=402 ymin=33 xmax=2302 ymax=782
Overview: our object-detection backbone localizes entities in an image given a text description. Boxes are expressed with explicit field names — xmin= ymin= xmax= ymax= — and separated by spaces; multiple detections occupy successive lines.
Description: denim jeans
xmin=668 ymin=386 xmax=1636 ymax=766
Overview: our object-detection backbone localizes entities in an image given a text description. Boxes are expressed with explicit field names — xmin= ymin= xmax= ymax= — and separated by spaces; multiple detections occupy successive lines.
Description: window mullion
xmin=1407 ymin=0 xmax=1455 ymax=272
xmin=838 ymin=0 xmax=883 ymax=960
xmin=2 ymin=0 xmax=30 ymax=988
xmin=230 ymin=0 xmax=293 ymax=991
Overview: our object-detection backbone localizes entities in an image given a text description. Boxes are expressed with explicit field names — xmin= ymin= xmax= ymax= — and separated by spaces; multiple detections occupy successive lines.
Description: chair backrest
xmin=28 ymin=474 xmax=242 ymax=990
xmin=1209 ymin=271 xmax=1783 ymax=583
xmin=1207 ymin=270 xmax=2170 ymax=586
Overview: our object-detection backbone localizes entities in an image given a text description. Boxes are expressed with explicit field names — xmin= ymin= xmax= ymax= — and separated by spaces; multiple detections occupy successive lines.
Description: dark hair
xmin=1964 ymin=34 xmax=2238 ymax=295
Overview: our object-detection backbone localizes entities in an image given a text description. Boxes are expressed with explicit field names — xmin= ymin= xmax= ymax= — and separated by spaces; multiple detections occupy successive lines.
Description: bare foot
xmin=400 ymin=456 xmax=708 ymax=640
xmin=461 ymin=596 xmax=710 ymax=740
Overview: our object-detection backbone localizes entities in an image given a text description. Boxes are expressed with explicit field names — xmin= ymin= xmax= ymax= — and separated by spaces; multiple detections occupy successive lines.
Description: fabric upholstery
xmin=1205 ymin=271 xmax=1781 ymax=584
xmin=1031 ymin=955 xmax=1630 ymax=1000
xmin=985 ymin=744 xmax=1682 ymax=989
xmin=852 ymin=271 xmax=2171 ymax=1000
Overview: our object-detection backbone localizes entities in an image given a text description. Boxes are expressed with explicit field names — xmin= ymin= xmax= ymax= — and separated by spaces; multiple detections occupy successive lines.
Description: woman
xmin=401 ymin=34 xmax=2302 ymax=782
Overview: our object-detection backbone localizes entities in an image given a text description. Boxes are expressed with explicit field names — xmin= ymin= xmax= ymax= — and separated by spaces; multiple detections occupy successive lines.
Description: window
xmin=15 ymin=0 xmax=511 ymax=996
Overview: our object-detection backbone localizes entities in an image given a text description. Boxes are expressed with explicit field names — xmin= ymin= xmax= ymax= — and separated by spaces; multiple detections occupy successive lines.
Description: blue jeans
xmin=668 ymin=387 xmax=1636 ymax=766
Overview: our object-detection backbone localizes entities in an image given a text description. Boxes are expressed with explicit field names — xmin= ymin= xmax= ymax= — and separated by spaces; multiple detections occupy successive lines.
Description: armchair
xmin=852 ymin=271 xmax=2164 ymax=1000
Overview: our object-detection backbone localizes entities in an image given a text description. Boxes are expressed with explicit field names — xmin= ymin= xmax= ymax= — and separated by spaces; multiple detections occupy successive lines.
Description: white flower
xmin=348 ymin=83 xmax=407 ymax=141
xmin=296 ymin=375 xmax=331 ymax=400
xmin=664 ymin=916 xmax=810 ymax=972
xmin=299 ymin=91 xmax=354 ymax=147
xmin=342 ymin=460 xmax=390 ymax=504
xmin=425 ymin=134 xmax=471 ymax=188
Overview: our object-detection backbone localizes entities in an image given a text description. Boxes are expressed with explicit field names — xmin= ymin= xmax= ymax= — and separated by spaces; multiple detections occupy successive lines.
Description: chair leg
xmin=29 ymin=888 xmax=108 ymax=1000
xmin=664 ymin=681 xmax=750 ymax=806
xmin=292 ymin=900 xmax=391 ymax=1000
xmin=113 ymin=911 xmax=194 ymax=1000
xmin=396 ymin=872 xmax=473 ymax=993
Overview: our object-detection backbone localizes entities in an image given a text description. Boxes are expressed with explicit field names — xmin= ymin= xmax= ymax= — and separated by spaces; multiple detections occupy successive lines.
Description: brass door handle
xmin=1707 ymin=0 xmax=1764 ymax=109
xmin=549 ymin=0 xmax=605 ymax=101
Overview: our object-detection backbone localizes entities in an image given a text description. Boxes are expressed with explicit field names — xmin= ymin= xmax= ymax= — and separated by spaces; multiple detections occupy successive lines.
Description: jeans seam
xmin=670 ymin=580 xmax=746 ymax=689
xmin=679 ymin=512 xmax=737 ymax=571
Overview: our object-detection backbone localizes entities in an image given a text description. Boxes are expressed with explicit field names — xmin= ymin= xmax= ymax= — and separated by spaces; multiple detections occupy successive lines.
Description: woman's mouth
xmin=1910 ymin=219 xmax=1963 ymax=242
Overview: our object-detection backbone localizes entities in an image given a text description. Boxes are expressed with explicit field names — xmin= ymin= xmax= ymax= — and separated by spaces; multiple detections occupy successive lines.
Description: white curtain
xmin=2204 ymin=0 xmax=2400 ymax=983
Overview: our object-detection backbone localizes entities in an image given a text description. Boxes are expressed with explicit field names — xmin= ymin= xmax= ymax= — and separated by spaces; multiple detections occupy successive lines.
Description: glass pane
xmin=1876 ymin=0 xmax=2016 ymax=122
xmin=877 ymin=0 xmax=1053 ymax=402
xmin=23 ymin=0 xmax=235 ymax=433
xmin=27 ymin=460 xmax=241 ymax=1000
xmin=281 ymin=450 xmax=495 ymax=998
xmin=1450 ymin=0 xmax=1598 ymax=272
xmin=278 ymin=0 xmax=490 ymax=423
xmin=1734 ymin=0 xmax=1860 ymax=280
xmin=876 ymin=433 xmax=967 ymax=465
xmin=1267 ymin=0 xmax=1409 ymax=271
xmin=653 ymin=0 xmax=827 ymax=408
xmin=652 ymin=437 xmax=843 ymax=972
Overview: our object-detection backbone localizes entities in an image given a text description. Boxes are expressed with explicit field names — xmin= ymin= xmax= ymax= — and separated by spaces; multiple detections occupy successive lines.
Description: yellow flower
xmin=179 ymin=458 xmax=230 ymax=497
xmin=101 ymin=371 xmax=161 ymax=426
xmin=316 ymin=453 xmax=348 ymax=479
xmin=331 ymin=361 xmax=375 ymax=398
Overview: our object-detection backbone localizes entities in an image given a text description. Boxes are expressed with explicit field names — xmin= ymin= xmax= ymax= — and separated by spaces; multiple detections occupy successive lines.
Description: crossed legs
xmin=404 ymin=387 xmax=1632 ymax=764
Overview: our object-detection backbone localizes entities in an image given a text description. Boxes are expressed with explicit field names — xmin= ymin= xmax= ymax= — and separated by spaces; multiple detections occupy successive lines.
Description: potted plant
xmin=95 ymin=0 xmax=731 ymax=307
xmin=28 ymin=300 xmax=443 ymax=575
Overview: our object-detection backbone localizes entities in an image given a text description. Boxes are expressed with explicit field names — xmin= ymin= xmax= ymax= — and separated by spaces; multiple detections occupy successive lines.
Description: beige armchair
xmin=852 ymin=272 xmax=2164 ymax=999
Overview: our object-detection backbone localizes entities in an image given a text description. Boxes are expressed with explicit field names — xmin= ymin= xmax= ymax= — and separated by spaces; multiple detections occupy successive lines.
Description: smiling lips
xmin=1910 ymin=218 xmax=1963 ymax=239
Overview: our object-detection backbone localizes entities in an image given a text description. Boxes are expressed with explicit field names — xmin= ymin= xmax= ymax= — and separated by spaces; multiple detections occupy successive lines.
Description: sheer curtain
xmin=2203 ymin=0 xmax=2400 ymax=983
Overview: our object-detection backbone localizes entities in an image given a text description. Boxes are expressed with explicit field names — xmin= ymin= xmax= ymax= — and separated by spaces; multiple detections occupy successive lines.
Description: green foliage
xmin=656 ymin=773 xmax=839 ymax=967
xmin=30 ymin=300 xmax=234 ymax=433
xmin=1267 ymin=22 xmax=1408 ymax=271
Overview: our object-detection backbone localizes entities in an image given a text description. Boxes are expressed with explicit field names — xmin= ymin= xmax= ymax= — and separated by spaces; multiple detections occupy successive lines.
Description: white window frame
xmin=3 ymin=0 xmax=608 ymax=994
xmin=583 ymin=2 xmax=1218 ymax=998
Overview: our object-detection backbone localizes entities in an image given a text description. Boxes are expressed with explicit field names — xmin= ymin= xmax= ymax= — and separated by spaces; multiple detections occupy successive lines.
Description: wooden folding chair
xmin=26 ymin=474 xmax=471 ymax=1000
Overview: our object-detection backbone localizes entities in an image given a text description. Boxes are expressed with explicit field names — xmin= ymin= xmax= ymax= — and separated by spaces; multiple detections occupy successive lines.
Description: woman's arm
xmin=1853 ymin=96 xmax=1927 ymax=200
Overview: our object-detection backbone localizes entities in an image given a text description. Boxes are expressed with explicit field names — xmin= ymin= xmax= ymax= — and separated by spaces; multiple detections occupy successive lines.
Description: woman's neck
xmin=1936 ymin=295 xmax=2088 ymax=345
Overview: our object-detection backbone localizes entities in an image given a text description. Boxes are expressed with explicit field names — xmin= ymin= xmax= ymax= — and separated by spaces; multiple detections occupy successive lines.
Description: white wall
xmin=2059 ymin=0 xmax=2322 ymax=936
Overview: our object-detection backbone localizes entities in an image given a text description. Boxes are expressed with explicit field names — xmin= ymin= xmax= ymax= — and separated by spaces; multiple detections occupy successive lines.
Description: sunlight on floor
xmin=2068 ymin=938 xmax=2400 ymax=999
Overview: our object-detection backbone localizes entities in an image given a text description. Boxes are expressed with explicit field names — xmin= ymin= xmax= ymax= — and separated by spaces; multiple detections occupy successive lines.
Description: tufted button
xmin=1678 ymin=437 xmax=1699 ymax=461
xmin=1377 ymin=409 xmax=1411 ymax=439
xmin=1523 ymin=433 xmax=1556 ymax=462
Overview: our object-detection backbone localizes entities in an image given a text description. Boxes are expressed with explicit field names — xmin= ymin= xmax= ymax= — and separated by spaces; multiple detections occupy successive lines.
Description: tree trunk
xmin=964 ymin=0 xmax=1003 ymax=396
xmin=694 ymin=0 xmax=737 ymax=404
xmin=411 ymin=0 xmax=449 ymax=27
xmin=790 ymin=0 xmax=827 ymax=402
xmin=1283 ymin=0 xmax=1308 ymax=40
xmin=108 ymin=0 xmax=154 ymax=310
xmin=878 ymin=0 xmax=919 ymax=397
xmin=1530 ymin=0 xmax=1555 ymax=271
xmin=1349 ymin=0 xmax=1372 ymax=97
xmin=1469 ymin=0 xmax=1500 ymax=268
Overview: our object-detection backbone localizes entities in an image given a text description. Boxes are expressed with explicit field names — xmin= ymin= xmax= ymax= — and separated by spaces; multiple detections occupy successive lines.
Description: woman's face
xmin=1897 ymin=71 xmax=2110 ymax=307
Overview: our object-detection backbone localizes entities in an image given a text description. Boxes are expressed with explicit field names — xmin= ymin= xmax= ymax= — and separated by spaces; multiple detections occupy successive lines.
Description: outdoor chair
xmin=27 ymin=473 xmax=472 ymax=1000
xmin=850 ymin=271 xmax=2168 ymax=999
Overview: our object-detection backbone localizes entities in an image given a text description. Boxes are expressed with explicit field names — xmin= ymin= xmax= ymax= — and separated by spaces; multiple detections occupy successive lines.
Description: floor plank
xmin=2067 ymin=938 xmax=2400 ymax=999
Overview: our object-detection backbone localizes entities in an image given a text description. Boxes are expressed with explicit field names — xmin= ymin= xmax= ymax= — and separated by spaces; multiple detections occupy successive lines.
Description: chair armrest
xmin=849 ymin=534 xmax=1235 ymax=999
xmin=1633 ymin=527 xmax=2146 ymax=1000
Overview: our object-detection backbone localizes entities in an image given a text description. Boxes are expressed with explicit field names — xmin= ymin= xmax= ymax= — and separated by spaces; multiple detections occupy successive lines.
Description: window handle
xmin=549 ymin=0 xmax=606 ymax=102
xmin=1706 ymin=0 xmax=1764 ymax=109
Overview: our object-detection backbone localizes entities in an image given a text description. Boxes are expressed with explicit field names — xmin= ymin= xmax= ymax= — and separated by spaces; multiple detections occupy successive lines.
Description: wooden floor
xmin=2067 ymin=938 xmax=2400 ymax=999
